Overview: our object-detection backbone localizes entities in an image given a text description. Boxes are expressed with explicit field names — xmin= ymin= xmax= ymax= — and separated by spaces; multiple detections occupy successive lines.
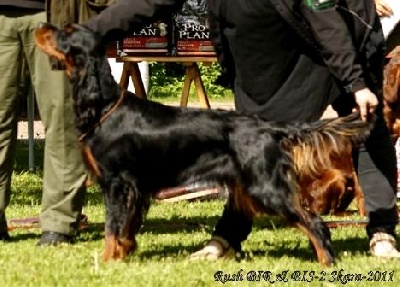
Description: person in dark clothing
xmin=0 ymin=0 xmax=87 ymax=244
xmin=83 ymin=0 xmax=400 ymax=258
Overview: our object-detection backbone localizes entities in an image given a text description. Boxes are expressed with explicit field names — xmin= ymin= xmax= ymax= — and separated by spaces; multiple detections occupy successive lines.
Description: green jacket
xmin=46 ymin=0 xmax=116 ymax=26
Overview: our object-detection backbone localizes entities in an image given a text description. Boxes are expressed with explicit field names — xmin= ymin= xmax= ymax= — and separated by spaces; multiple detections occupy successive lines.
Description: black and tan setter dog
xmin=35 ymin=23 xmax=374 ymax=266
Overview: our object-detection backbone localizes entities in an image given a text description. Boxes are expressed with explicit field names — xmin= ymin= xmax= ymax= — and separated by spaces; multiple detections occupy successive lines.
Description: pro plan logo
xmin=174 ymin=0 xmax=209 ymax=40
xmin=178 ymin=22 xmax=210 ymax=40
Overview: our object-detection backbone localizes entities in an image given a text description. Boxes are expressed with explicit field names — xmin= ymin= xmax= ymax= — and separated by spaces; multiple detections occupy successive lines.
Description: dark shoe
xmin=0 ymin=232 xmax=10 ymax=241
xmin=37 ymin=232 xmax=74 ymax=246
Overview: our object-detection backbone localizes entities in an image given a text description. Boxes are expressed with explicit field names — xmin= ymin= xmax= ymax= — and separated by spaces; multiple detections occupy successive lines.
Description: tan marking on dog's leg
xmin=103 ymin=235 xmax=119 ymax=262
xmin=102 ymin=235 xmax=137 ymax=262
xmin=295 ymin=223 xmax=332 ymax=266
xmin=353 ymin=172 xmax=366 ymax=216
xmin=118 ymin=237 xmax=137 ymax=257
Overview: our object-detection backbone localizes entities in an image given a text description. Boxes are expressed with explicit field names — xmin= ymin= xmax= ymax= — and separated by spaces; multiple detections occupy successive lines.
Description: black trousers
xmin=213 ymin=97 xmax=398 ymax=251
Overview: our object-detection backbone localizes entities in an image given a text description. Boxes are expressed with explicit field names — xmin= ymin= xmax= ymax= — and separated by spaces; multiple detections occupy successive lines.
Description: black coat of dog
xmin=35 ymin=23 xmax=374 ymax=266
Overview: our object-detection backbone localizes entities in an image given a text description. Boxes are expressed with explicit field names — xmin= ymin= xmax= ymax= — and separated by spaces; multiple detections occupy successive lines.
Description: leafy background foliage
xmin=147 ymin=62 xmax=233 ymax=101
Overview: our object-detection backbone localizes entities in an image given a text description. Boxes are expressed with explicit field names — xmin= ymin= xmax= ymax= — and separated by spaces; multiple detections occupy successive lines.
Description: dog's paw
xmin=102 ymin=235 xmax=137 ymax=262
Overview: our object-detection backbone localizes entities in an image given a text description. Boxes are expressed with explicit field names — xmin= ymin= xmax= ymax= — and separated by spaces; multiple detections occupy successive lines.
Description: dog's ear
xmin=35 ymin=23 xmax=72 ymax=75
xmin=35 ymin=22 xmax=65 ymax=58
xmin=35 ymin=22 xmax=74 ymax=75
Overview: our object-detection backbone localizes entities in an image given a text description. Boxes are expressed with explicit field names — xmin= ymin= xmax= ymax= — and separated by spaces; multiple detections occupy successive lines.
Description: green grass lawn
xmin=3 ymin=141 xmax=400 ymax=286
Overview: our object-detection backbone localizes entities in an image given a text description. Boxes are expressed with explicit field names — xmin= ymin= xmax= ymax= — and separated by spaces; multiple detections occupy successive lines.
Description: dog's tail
xmin=313 ymin=112 xmax=373 ymax=144
xmin=281 ymin=112 xmax=375 ymax=176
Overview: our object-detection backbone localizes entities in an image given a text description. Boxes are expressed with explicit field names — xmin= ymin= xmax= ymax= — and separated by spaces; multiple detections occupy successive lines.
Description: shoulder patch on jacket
xmin=305 ymin=0 xmax=336 ymax=10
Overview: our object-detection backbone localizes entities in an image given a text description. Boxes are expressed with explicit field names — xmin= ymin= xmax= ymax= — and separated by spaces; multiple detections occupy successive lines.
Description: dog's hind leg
xmin=352 ymin=171 xmax=366 ymax=216
xmin=291 ymin=208 xmax=335 ymax=266
xmin=279 ymin=200 xmax=335 ymax=265
xmin=249 ymin=187 xmax=335 ymax=266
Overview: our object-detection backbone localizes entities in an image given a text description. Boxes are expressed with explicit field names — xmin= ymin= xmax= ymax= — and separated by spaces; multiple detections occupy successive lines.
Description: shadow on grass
xmin=8 ymin=233 xmax=40 ymax=242
xmin=137 ymin=244 xmax=202 ymax=259
xmin=77 ymin=214 xmax=222 ymax=240
xmin=332 ymin=234 xmax=369 ymax=256
xmin=78 ymin=223 xmax=105 ymax=242
xmin=263 ymin=236 xmax=368 ymax=263
xmin=140 ymin=217 xmax=370 ymax=262
xmin=74 ymin=215 xmax=314 ymax=263
xmin=135 ymin=231 xmax=370 ymax=262
xmin=137 ymin=238 xmax=314 ymax=262
xmin=40 ymin=213 xmax=369 ymax=264
xmin=142 ymin=215 xmax=219 ymax=234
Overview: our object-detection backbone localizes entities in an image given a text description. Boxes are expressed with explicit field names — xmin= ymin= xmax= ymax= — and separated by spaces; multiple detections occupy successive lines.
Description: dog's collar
xmin=78 ymin=91 xmax=125 ymax=142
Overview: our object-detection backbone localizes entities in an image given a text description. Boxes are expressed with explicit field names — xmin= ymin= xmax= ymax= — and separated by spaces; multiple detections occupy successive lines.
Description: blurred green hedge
xmin=147 ymin=62 xmax=233 ymax=101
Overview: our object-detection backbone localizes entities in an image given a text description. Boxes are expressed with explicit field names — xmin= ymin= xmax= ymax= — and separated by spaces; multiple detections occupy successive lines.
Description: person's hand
xmin=376 ymin=0 xmax=393 ymax=17
xmin=353 ymin=88 xmax=379 ymax=121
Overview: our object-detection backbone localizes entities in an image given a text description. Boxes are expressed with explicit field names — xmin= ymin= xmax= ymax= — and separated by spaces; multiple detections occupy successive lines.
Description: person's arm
xmin=85 ymin=0 xmax=186 ymax=43
xmin=301 ymin=4 xmax=367 ymax=94
xmin=301 ymin=3 xmax=378 ymax=120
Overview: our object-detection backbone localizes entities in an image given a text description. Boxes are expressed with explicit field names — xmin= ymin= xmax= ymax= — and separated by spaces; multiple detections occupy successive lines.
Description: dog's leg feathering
xmin=294 ymin=209 xmax=335 ymax=265
xmin=254 ymin=190 xmax=335 ymax=265
xmin=101 ymin=175 xmax=145 ymax=261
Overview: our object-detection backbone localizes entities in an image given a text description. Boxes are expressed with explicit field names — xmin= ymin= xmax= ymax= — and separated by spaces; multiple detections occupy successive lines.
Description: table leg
xmin=192 ymin=64 xmax=211 ymax=109
xmin=129 ymin=63 xmax=147 ymax=100
xmin=180 ymin=65 xmax=194 ymax=107
xmin=119 ymin=60 xmax=211 ymax=109
xmin=119 ymin=62 xmax=130 ymax=90
xmin=119 ymin=62 xmax=147 ymax=99
xmin=182 ymin=63 xmax=211 ymax=109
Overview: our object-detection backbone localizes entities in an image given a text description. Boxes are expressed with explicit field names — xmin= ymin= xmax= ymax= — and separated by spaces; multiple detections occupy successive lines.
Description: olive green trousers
xmin=0 ymin=9 xmax=87 ymax=236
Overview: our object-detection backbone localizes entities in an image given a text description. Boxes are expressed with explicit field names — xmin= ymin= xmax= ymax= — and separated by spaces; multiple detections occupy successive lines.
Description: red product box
xmin=122 ymin=23 xmax=169 ymax=53
xmin=177 ymin=40 xmax=215 ymax=55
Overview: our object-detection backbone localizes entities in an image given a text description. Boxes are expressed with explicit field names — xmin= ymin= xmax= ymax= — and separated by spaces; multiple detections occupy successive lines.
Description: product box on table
xmin=173 ymin=0 xmax=215 ymax=56
xmin=122 ymin=22 xmax=170 ymax=54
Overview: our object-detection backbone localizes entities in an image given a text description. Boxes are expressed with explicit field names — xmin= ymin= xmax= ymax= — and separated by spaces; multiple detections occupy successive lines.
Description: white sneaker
xmin=190 ymin=236 xmax=236 ymax=261
xmin=370 ymin=232 xmax=400 ymax=258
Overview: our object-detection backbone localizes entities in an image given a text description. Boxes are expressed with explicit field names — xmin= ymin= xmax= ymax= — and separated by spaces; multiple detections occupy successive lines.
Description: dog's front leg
xmin=101 ymin=176 xmax=142 ymax=262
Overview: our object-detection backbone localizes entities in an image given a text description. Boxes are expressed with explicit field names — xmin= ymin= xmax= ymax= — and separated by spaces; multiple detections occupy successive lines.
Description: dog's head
xmin=35 ymin=22 xmax=101 ymax=76
xmin=35 ymin=23 xmax=119 ymax=134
